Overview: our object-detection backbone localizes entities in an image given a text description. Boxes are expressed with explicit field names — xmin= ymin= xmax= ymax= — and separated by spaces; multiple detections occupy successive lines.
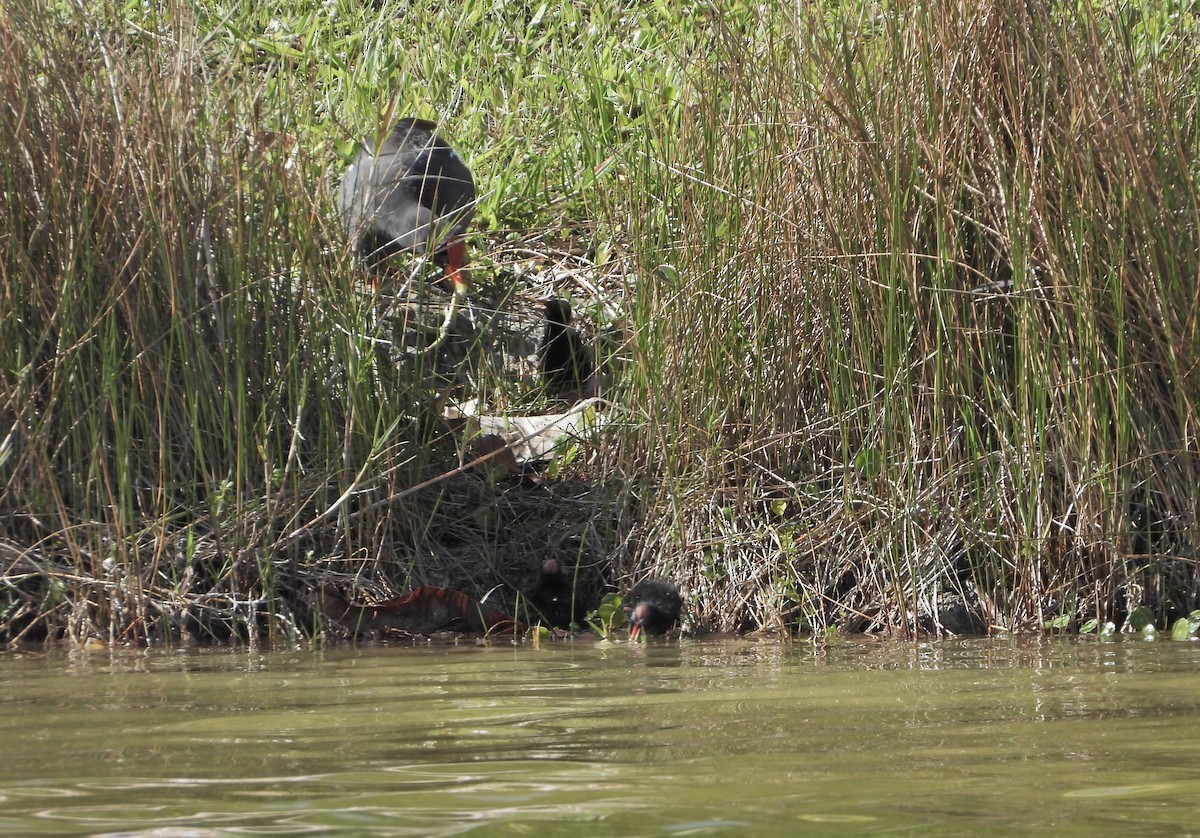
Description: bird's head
xmin=627 ymin=601 xmax=653 ymax=642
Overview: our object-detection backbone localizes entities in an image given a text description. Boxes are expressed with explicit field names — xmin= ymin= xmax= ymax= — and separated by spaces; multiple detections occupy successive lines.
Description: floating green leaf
xmin=1188 ymin=611 xmax=1200 ymax=634
xmin=1127 ymin=606 xmax=1155 ymax=632
xmin=1044 ymin=614 xmax=1070 ymax=631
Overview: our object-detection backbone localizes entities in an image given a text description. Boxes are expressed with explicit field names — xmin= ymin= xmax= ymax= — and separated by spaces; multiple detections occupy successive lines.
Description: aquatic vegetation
xmin=585 ymin=593 xmax=628 ymax=639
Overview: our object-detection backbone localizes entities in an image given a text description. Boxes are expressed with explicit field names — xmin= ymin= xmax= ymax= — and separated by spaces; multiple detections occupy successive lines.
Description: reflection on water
xmin=2 ymin=637 xmax=1199 ymax=835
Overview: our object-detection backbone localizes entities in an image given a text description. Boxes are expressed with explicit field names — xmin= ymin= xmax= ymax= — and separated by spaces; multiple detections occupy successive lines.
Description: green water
xmin=1 ymin=637 xmax=1198 ymax=835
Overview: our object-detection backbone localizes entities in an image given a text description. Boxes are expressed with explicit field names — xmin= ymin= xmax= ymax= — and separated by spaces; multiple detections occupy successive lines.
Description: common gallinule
xmin=624 ymin=579 xmax=682 ymax=640
xmin=337 ymin=117 xmax=476 ymax=294
xmin=539 ymin=298 xmax=592 ymax=392
xmin=528 ymin=557 xmax=579 ymax=629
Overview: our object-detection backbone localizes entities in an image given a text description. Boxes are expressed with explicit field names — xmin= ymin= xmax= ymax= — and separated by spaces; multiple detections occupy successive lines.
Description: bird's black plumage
xmin=337 ymin=118 xmax=476 ymax=272
xmin=528 ymin=558 xmax=580 ymax=629
xmin=625 ymin=579 xmax=682 ymax=640
xmin=539 ymin=299 xmax=592 ymax=392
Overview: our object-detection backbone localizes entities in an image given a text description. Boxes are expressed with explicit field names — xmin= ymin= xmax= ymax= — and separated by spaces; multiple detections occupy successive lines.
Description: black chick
xmin=539 ymin=299 xmax=592 ymax=393
xmin=624 ymin=579 xmax=682 ymax=641
xmin=529 ymin=558 xmax=580 ymax=629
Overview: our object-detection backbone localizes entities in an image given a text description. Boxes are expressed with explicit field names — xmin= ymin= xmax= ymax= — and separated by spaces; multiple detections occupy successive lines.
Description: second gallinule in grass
xmin=337 ymin=117 xmax=476 ymax=295
xmin=625 ymin=579 xmax=682 ymax=640
xmin=539 ymin=298 xmax=592 ymax=393
xmin=528 ymin=557 xmax=580 ymax=629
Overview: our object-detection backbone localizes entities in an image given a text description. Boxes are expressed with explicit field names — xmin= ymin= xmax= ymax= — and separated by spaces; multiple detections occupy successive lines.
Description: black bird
xmin=539 ymin=298 xmax=592 ymax=392
xmin=337 ymin=117 xmax=476 ymax=293
xmin=528 ymin=558 xmax=580 ymax=629
xmin=624 ymin=579 xmax=682 ymax=641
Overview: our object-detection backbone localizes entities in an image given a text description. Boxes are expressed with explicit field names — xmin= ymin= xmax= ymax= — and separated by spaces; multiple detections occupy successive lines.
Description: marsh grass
xmin=3 ymin=0 xmax=1199 ymax=644
xmin=621 ymin=0 xmax=1200 ymax=634
xmin=1 ymin=0 xmax=689 ymax=644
